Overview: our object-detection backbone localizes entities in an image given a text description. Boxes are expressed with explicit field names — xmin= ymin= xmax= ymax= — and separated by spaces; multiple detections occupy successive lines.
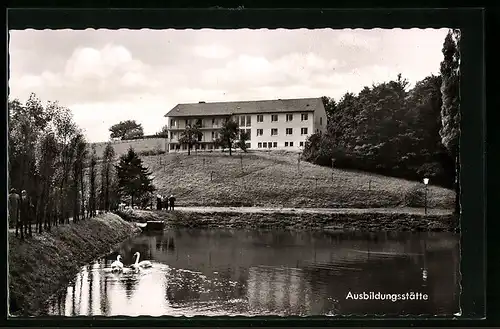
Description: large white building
xmin=163 ymin=97 xmax=327 ymax=152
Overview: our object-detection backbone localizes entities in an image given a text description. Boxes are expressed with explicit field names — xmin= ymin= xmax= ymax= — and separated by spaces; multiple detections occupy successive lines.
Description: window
xmin=290 ymin=141 xmax=294 ymax=147
xmin=257 ymin=115 xmax=263 ymax=123
xmin=301 ymin=128 xmax=308 ymax=135
xmin=246 ymin=129 xmax=251 ymax=140
xmin=271 ymin=128 xmax=278 ymax=136
xmin=300 ymin=141 xmax=304 ymax=147
xmin=258 ymin=142 xmax=262 ymax=148
xmin=170 ymin=132 xmax=174 ymax=139
xmin=257 ymin=129 xmax=263 ymax=136
xmin=182 ymin=144 xmax=187 ymax=150
xmin=263 ymin=142 xmax=267 ymax=148
xmin=273 ymin=142 xmax=277 ymax=148
xmin=271 ymin=114 xmax=278 ymax=122
xmin=320 ymin=117 xmax=323 ymax=125
xmin=268 ymin=142 xmax=272 ymax=149
xmin=208 ymin=144 xmax=213 ymax=150
xmin=198 ymin=134 xmax=203 ymax=142
xmin=170 ymin=144 xmax=175 ymax=150
xmin=285 ymin=142 xmax=289 ymax=147
xmin=212 ymin=118 xmax=219 ymax=126
xmin=240 ymin=116 xmax=246 ymax=127
xmin=286 ymin=114 xmax=293 ymax=122
xmin=170 ymin=119 xmax=176 ymax=127
xmin=185 ymin=119 xmax=191 ymax=126
xmin=286 ymin=128 xmax=293 ymax=135
xmin=246 ymin=115 xmax=251 ymax=127
xmin=245 ymin=142 xmax=251 ymax=149
xmin=301 ymin=113 xmax=308 ymax=121
xmin=211 ymin=131 xmax=215 ymax=139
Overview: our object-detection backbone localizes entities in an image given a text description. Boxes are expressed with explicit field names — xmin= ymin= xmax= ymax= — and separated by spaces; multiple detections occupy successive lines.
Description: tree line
xmin=8 ymin=97 xmax=156 ymax=236
xmin=302 ymin=29 xmax=461 ymax=214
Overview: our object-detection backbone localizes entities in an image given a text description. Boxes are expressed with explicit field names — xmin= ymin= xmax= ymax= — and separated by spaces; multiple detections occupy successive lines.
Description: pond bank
xmin=117 ymin=208 xmax=459 ymax=232
xmin=8 ymin=213 xmax=141 ymax=317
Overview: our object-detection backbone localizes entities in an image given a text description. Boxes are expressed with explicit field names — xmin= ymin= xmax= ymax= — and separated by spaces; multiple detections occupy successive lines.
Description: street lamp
xmin=423 ymin=177 xmax=429 ymax=215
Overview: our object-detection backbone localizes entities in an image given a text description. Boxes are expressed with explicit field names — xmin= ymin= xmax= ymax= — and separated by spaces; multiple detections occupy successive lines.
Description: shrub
xmin=402 ymin=184 xmax=427 ymax=207
xmin=138 ymin=149 xmax=166 ymax=156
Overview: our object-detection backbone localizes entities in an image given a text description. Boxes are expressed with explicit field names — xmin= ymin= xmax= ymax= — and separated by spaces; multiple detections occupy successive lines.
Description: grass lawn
xmin=140 ymin=150 xmax=455 ymax=209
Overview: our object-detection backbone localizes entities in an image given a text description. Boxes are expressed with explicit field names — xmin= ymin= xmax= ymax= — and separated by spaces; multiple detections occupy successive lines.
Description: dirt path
xmin=173 ymin=206 xmax=453 ymax=216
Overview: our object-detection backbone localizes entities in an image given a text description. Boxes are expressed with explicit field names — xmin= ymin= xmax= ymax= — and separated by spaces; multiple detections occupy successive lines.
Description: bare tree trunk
xmin=80 ymin=165 xmax=85 ymax=220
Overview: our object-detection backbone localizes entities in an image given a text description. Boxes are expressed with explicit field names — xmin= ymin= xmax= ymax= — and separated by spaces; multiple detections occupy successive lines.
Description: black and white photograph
xmin=8 ymin=25 xmax=461 ymax=317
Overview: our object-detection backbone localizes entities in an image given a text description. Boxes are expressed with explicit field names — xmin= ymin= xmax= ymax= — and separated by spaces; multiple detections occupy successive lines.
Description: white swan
xmin=110 ymin=255 xmax=124 ymax=272
xmin=131 ymin=252 xmax=152 ymax=269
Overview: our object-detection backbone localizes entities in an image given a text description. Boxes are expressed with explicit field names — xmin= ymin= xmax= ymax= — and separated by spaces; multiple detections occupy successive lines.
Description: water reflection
xmin=46 ymin=229 xmax=460 ymax=317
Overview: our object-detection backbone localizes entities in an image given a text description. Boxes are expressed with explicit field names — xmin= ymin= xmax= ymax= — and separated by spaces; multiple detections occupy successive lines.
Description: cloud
xmin=335 ymin=30 xmax=381 ymax=51
xmin=193 ymin=44 xmax=233 ymax=59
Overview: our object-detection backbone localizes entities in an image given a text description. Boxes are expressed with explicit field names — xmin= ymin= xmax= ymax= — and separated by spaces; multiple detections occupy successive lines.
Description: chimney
xmin=199 ymin=101 xmax=206 ymax=103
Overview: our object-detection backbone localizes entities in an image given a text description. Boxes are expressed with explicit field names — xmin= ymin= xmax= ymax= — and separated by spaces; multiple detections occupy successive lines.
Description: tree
xmin=115 ymin=147 xmax=155 ymax=207
xmin=157 ymin=125 xmax=169 ymax=138
xmin=236 ymin=130 xmax=250 ymax=153
xmin=50 ymin=102 xmax=78 ymax=224
xmin=218 ymin=118 xmax=239 ymax=156
xmin=303 ymin=73 xmax=455 ymax=189
xmin=109 ymin=120 xmax=144 ymax=140
xmin=89 ymin=145 xmax=98 ymax=218
xmin=100 ymin=142 xmax=115 ymax=212
xmin=34 ymin=129 xmax=59 ymax=232
xmin=321 ymin=96 xmax=337 ymax=126
xmin=440 ymin=29 xmax=461 ymax=214
xmin=179 ymin=124 xmax=202 ymax=156
xmin=69 ymin=133 xmax=87 ymax=223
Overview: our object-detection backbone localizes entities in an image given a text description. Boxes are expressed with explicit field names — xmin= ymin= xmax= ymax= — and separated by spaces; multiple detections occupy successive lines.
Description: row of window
xmin=254 ymin=113 xmax=309 ymax=123
xmin=169 ymin=143 xmax=252 ymax=151
xmin=257 ymin=141 xmax=304 ymax=148
xmin=169 ymin=113 xmax=315 ymax=128
xmin=257 ymin=127 xmax=308 ymax=136
xmin=169 ymin=127 xmax=308 ymax=140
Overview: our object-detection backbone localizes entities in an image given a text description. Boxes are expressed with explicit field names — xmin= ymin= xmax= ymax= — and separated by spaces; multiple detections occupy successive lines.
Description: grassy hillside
xmin=92 ymin=138 xmax=167 ymax=159
xmin=140 ymin=150 xmax=455 ymax=209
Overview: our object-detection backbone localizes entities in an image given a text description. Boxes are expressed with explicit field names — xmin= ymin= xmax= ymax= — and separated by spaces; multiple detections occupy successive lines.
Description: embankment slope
xmin=8 ymin=213 xmax=140 ymax=317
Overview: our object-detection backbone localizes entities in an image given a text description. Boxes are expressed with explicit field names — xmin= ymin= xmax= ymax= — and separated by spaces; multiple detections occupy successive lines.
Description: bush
xmin=138 ymin=149 xmax=166 ymax=156
xmin=402 ymin=184 xmax=427 ymax=207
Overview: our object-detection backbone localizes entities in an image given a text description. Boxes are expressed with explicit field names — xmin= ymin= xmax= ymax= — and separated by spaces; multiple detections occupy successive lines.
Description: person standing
xmin=163 ymin=195 xmax=169 ymax=211
xmin=19 ymin=190 xmax=33 ymax=239
xmin=156 ymin=194 xmax=162 ymax=210
xmin=169 ymin=194 xmax=176 ymax=211
xmin=9 ymin=188 xmax=20 ymax=230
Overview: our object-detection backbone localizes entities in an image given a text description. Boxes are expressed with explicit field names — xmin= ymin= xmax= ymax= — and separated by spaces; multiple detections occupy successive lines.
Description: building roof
xmin=165 ymin=97 xmax=323 ymax=117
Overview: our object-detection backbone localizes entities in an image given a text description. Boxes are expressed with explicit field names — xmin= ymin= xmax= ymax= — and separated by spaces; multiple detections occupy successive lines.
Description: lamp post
xmin=423 ymin=177 xmax=429 ymax=215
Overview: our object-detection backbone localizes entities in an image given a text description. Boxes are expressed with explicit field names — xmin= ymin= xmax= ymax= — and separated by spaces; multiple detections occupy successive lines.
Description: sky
xmin=8 ymin=28 xmax=448 ymax=143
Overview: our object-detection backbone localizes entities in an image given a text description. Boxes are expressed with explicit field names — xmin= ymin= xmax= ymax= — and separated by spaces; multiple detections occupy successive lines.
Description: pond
xmin=46 ymin=229 xmax=461 ymax=317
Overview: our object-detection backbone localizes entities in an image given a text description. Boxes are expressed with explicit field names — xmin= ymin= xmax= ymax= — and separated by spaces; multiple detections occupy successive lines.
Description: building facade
xmin=164 ymin=97 xmax=327 ymax=152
